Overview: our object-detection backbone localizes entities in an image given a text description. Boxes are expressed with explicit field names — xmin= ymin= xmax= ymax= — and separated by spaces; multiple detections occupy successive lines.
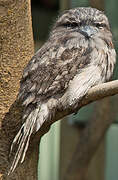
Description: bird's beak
xmin=79 ymin=25 xmax=97 ymax=38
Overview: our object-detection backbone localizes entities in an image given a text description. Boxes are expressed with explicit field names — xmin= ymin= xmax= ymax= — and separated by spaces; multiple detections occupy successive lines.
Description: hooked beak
xmin=79 ymin=25 xmax=98 ymax=38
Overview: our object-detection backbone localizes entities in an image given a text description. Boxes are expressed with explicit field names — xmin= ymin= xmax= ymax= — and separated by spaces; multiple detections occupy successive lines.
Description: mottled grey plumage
xmin=9 ymin=7 xmax=116 ymax=174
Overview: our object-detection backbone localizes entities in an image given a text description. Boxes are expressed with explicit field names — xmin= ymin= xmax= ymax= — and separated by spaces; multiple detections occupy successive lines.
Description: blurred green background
xmin=31 ymin=0 xmax=118 ymax=180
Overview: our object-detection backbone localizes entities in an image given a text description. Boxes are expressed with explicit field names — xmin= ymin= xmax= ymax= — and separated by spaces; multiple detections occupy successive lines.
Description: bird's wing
xmin=18 ymin=43 xmax=91 ymax=108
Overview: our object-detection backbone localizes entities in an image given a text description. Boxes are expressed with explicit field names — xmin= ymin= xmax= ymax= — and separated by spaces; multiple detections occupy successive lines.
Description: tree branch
xmin=35 ymin=80 xmax=118 ymax=141
xmin=52 ymin=80 xmax=118 ymax=123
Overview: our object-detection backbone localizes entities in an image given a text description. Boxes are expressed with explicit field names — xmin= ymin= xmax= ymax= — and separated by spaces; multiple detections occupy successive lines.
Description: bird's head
xmin=51 ymin=7 xmax=112 ymax=46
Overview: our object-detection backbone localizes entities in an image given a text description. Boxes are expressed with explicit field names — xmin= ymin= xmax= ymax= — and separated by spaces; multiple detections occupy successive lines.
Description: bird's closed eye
xmin=94 ymin=23 xmax=106 ymax=29
xmin=62 ymin=22 xmax=80 ymax=28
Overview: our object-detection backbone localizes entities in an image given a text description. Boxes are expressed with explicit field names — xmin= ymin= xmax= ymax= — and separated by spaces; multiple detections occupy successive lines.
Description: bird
xmin=8 ymin=7 xmax=116 ymax=174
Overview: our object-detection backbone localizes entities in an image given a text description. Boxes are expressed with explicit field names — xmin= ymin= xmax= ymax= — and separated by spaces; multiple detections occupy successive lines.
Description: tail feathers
xmin=8 ymin=107 xmax=40 ymax=175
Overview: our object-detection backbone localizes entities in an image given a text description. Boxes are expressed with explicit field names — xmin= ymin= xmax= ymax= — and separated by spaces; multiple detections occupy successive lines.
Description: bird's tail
xmin=8 ymin=107 xmax=40 ymax=175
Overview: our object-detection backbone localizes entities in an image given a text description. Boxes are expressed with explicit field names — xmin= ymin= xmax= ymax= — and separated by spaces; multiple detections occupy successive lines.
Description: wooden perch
xmin=52 ymin=80 xmax=118 ymax=123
